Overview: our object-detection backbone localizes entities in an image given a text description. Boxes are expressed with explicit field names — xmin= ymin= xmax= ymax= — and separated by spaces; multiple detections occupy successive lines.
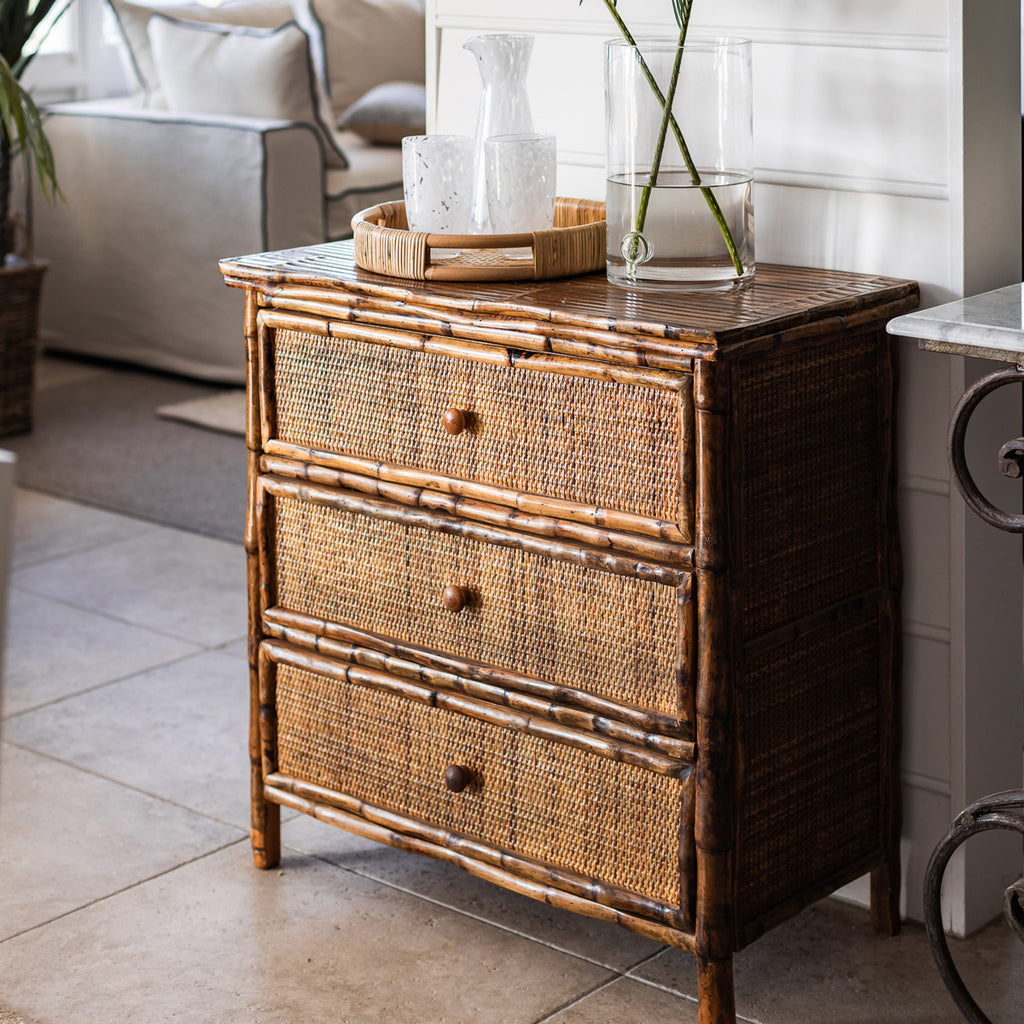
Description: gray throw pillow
xmin=338 ymin=81 xmax=426 ymax=146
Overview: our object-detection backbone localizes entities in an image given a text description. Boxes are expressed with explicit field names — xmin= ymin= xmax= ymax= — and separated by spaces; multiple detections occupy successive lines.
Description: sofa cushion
xmin=290 ymin=0 xmax=425 ymax=118
xmin=108 ymin=0 xmax=294 ymax=103
xmin=147 ymin=14 xmax=349 ymax=168
xmin=325 ymin=130 xmax=404 ymax=239
xmin=337 ymin=81 xmax=425 ymax=146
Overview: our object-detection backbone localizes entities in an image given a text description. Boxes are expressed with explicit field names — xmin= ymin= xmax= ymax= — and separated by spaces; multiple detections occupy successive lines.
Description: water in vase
xmin=606 ymin=170 xmax=754 ymax=290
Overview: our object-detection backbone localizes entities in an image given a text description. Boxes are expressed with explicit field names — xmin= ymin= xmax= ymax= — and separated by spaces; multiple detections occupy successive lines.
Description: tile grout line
xmin=0 ymin=650 xmax=215 ymax=722
xmin=529 ymin=973 xmax=626 ymax=1024
xmin=9 ymin=531 xmax=159 ymax=573
xmin=0 ymin=835 xmax=251 ymax=945
xmin=618 ymin=967 xmax=763 ymax=1023
xmin=7 ymin=580 xmax=247 ymax=650
xmin=0 ymin=739 xmax=253 ymax=834
xmin=0 ymin=640 xmax=249 ymax=723
xmin=287 ymin=841 xmax=669 ymax=972
xmin=620 ymin=970 xmax=700 ymax=1005
xmin=12 ymin=486 xmax=245 ymax=553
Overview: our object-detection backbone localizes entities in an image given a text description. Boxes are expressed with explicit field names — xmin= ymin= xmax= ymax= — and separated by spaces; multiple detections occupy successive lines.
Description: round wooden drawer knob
xmin=441 ymin=408 xmax=468 ymax=435
xmin=442 ymin=584 xmax=470 ymax=613
xmin=444 ymin=765 xmax=474 ymax=793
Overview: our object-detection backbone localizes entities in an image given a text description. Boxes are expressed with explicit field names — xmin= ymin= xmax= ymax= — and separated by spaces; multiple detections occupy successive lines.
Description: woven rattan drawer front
xmin=270 ymin=492 xmax=687 ymax=721
xmin=272 ymin=658 xmax=685 ymax=908
xmin=268 ymin=327 xmax=687 ymax=528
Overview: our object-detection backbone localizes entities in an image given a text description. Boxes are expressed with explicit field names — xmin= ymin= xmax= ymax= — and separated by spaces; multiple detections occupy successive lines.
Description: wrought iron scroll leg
xmin=947 ymin=365 xmax=1024 ymax=533
xmin=923 ymin=792 xmax=1024 ymax=1024
xmin=929 ymin=368 xmax=1024 ymax=1021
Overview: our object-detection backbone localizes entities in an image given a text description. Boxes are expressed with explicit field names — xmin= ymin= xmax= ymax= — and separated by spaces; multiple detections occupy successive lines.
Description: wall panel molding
xmin=434 ymin=15 xmax=949 ymax=53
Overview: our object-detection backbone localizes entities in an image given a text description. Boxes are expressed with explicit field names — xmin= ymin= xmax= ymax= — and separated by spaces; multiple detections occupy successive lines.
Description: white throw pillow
xmin=147 ymin=14 xmax=349 ymax=167
xmin=290 ymin=0 xmax=426 ymax=118
xmin=108 ymin=0 xmax=294 ymax=103
xmin=337 ymin=81 xmax=425 ymax=146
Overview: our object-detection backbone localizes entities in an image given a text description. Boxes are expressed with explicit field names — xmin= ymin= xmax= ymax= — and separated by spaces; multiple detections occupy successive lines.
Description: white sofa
xmin=32 ymin=0 xmax=426 ymax=383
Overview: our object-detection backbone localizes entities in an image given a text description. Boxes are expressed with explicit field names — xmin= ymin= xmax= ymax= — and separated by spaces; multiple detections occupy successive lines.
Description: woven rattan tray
xmin=351 ymin=197 xmax=606 ymax=282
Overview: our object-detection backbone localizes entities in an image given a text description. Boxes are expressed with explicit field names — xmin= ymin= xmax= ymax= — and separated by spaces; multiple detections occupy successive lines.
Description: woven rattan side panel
xmin=736 ymin=606 xmax=882 ymax=925
xmin=0 ymin=262 xmax=46 ymax=437
xmin=271 ymin=493 xmax=687 ymax=720
xmin=735 ymin=329 xmax=884 ymax=640
xmin=273 ymin=660 xmax=684 ymax=907
xmin=269 ymin=328 xmax=687 ymax=530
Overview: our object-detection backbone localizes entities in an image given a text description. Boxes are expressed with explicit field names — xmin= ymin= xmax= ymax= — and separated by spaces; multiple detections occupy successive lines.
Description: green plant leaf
xmin=3 ymin=0 xmax=29 ymax=65
xmin=0 ymin=51 xmax=61 ymax=203
xmin=2 ymin=0 xmax=72 ymax=74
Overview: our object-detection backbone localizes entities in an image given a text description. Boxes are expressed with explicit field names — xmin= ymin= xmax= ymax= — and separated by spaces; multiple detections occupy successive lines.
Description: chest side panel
xmin=731 ymin=326 xmax=895 ymax=932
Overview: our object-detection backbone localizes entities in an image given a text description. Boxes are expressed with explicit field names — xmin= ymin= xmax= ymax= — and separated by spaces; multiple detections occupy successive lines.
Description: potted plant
xmin=1 ymin=0 xmax=65 ymax=436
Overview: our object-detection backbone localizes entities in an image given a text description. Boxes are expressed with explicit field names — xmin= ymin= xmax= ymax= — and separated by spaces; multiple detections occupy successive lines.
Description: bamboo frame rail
xmin=259 ymin=453 xmax=692 ymax=566
xmin=258 ymin=305 xmax=693 ymax=384
xmin=267 ymin=775 xmax=698 ymax=943
xmin=259 ymin=443 xmax=690 ymax=545
xmin=259 ymin=473 xmax=689 ymax=587
xmin=262 ymin=606 xmax=694 ymax=743
xmin=261 ymin=608 xmax=694 ymax=758
xmin=261 ymin=640 xmax=692 ymax=777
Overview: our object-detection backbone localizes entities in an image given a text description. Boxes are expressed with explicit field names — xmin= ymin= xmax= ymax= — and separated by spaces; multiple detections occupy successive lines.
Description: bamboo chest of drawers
xmin=220 ymin=243 xmax=918 ymax=1024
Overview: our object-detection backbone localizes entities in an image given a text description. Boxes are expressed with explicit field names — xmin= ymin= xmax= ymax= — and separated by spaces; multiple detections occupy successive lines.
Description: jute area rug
xmin=156 ymin=388 xmax=245 ymax=437
xmin=3 ymin=356 xmax=248 ymax=543
xmin=0 ymin=1010 xmax=36 ymax=1023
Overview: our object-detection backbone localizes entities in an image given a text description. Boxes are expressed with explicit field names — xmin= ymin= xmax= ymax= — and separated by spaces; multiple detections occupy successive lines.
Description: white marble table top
xmin=887 ymin=282 xmax=1024 ymax=363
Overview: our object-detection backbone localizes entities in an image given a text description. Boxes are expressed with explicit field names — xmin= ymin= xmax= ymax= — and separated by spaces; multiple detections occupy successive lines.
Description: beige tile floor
xmin=1 ymin=487 xmax=1021 ymax=1023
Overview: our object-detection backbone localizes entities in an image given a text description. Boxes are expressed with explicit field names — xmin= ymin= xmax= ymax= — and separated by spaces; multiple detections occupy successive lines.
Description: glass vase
xmin=605 ymin=36 xmax=754 ymax=291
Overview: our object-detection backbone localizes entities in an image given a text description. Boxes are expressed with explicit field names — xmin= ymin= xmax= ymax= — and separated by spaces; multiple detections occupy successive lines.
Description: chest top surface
xmin=221 ymin=241 xmax=918 ymax=358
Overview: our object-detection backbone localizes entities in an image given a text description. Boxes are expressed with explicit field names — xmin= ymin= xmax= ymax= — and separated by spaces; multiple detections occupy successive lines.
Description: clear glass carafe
xmin=463 ymin=33 xmax=535 ymax=234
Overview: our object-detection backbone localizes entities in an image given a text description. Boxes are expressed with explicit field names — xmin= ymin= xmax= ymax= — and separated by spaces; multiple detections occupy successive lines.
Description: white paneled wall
xmin=426 ymin=0 xmax=1024 ymax=933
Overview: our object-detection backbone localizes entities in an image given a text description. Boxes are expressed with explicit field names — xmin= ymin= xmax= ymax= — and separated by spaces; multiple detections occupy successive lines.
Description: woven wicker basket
xmin=352 ymin=197 xmax=606 ymax=282
xmin=0 ymin=258 xmax=47 ymax=437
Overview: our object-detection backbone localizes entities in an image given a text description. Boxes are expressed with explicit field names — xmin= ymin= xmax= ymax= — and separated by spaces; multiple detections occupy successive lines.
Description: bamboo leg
xmin=245 ymin=290 xmax=280 ymax=870
xmin=693 ymin=361 xmax=737 ymax=1024
xmin=249 ymin=637 xmax=279 ymax=868
xmin=697 ymin=955 xmax=736 ymax=1024
xmin=872 ymin=331 xmax=902 ymax=938
xmin=870 ymin=856 xmax=901 ymax=935
xmin=250 ymin=750 xmax=280 ymax=868
xmin=249 ymin=480 xmax=280 ymax=870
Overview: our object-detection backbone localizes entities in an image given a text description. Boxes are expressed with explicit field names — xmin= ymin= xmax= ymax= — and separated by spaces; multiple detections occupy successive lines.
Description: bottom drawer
xmin=267 ymin=651 xmax=688 ymax=910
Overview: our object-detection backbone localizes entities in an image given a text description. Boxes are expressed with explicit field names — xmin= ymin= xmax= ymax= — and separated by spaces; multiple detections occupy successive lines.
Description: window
xmin=20 ymin=0 xmax=129 ymax=103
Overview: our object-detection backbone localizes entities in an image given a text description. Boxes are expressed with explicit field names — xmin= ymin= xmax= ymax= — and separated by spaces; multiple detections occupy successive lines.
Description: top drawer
xmin=261 ymin=321 xmax=691 ymax=533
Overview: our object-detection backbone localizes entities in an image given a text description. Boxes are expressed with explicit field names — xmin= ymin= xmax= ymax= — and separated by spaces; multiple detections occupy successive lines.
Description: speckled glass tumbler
xmin=402 ymin=134 xmax=474 ymax=260
xmin=484 ymin=132 xmax=556 ymax=258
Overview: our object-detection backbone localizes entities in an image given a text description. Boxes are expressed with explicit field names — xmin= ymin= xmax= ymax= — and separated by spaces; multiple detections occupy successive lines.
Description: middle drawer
xmin=263 ymin=483 xmax=690 ymax=724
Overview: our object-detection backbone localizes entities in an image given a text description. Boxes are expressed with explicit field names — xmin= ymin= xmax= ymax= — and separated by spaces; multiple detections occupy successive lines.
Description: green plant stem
xmin=632 ymin=15 xmax=687 ymax=253
xmin=602 ymin=0 xmax=744 ymax=278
